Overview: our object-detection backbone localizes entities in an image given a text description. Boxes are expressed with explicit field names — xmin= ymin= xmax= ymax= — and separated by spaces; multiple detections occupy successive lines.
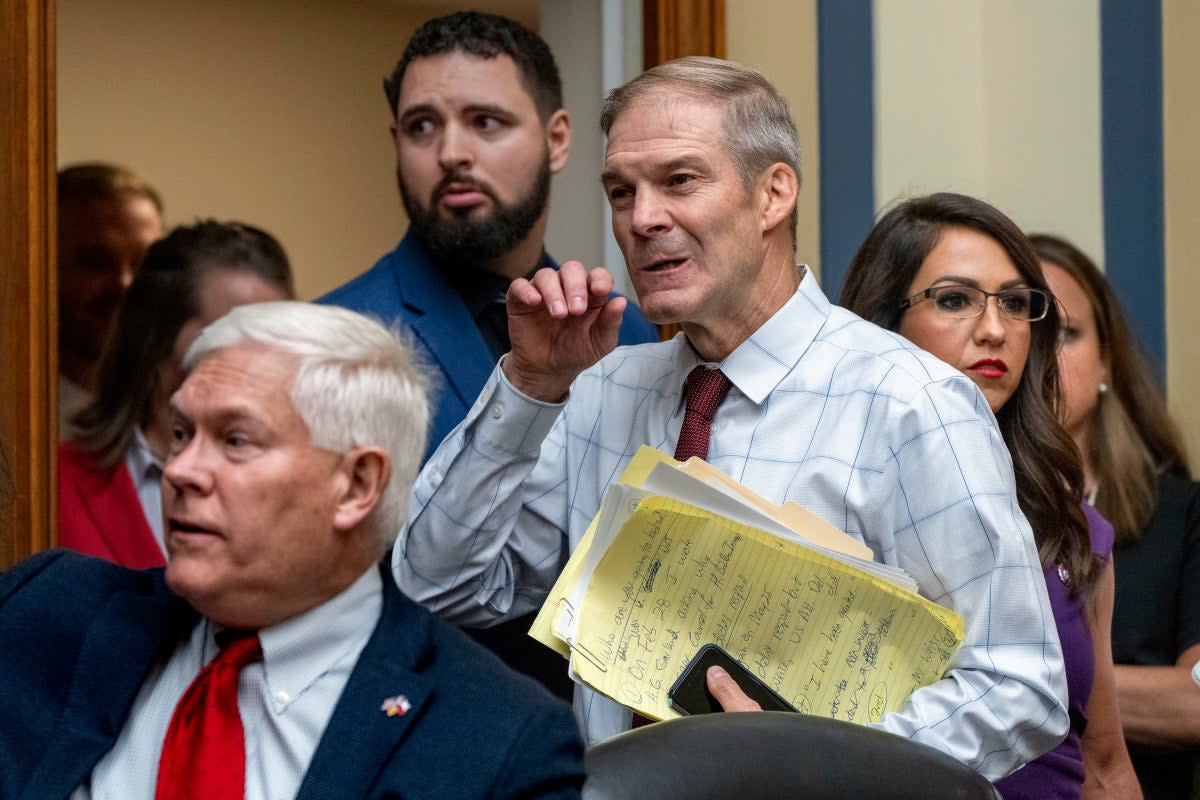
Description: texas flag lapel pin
xmin=381 ymin=694 xmax=412 ymax=717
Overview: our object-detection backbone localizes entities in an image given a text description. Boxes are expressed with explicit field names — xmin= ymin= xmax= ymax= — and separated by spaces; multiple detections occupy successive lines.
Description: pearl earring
xmin=1099 ymin=382 xmax=1109 ymax=395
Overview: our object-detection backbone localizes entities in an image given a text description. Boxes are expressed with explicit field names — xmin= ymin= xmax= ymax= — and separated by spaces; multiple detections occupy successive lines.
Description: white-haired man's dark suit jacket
xmin=0 ymin=550 xmax=584 ymax=800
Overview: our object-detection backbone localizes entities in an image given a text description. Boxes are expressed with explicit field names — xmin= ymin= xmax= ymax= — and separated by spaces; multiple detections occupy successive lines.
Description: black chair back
xmin=583 ymin=712 xmax=1002 ymax=800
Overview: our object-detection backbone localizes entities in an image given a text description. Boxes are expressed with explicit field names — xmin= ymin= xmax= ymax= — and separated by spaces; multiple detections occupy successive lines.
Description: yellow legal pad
xmin=531 ymin=446 xmax=965 ymax=725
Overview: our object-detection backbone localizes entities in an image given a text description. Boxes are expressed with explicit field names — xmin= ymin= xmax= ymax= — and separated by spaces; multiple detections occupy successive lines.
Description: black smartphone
xmin=667 ymin=643 xmax=797 ymax=715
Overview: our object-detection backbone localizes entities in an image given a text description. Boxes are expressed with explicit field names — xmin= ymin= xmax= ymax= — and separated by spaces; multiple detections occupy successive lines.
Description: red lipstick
xmin=969 ymin=359 xmax=1007 ymax=379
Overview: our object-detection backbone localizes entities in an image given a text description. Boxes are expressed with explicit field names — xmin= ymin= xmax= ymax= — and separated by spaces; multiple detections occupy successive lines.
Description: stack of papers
xmin=530 ymin=446 xmax=965 ymax=723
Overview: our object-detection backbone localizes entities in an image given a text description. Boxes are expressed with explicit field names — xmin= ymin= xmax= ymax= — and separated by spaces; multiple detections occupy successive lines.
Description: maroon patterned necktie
xmin=155 ymin=631 xmax=262 ymax=800
xmin=674 ymin=365 xmax=733 ymax=461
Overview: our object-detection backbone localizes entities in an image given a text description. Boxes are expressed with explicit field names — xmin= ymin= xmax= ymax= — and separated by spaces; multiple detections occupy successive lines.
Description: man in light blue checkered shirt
xmin=395 ymin=56 xmax=1068 ymax=780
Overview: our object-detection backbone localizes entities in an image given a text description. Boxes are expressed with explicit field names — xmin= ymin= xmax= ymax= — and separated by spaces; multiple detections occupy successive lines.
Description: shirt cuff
xmin=471 ymin=357 xmax=567 ymax=459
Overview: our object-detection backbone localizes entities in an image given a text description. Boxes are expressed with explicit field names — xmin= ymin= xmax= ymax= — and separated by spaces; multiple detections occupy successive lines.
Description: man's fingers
xmin=527 ymin=267 xmax=569 ymax=317
xmin=595 ymin=295 xmax=627 ymax=347
xmin=530 ymin=262 xmax=588 ymax=318
xmin=585 ymin=266 xmax=615 ymax=307
xmin=555 ymin=261 xmax=591 ymax=315
xmin=706 ymin=666 xmax=763 ymax=713
xmin=521 ymin=263 xmax=616 ymax=319
xmin=507 ymin=276 xmax=543 ymax=311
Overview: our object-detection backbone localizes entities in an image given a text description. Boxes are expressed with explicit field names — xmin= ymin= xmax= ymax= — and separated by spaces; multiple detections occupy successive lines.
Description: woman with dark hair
xmin=59 ymin=220 xmax=294 ymax=567
xmin=1032 ymin=233 xmax=1199 ymax=800
xmin=840 ymin=193 xmax=1139 ymax=799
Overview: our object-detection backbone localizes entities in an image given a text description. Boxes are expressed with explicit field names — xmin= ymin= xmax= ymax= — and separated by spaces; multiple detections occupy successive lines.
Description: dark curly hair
xmin=383 ymin=11 xmax=562 ymax=121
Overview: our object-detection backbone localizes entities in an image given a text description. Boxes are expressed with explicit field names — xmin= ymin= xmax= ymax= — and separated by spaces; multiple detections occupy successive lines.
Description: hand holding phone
xmin=668 ymin=643 xmax=797 ymax=716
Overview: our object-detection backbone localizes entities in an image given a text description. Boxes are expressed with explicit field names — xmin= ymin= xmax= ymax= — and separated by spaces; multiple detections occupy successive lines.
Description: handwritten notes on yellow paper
xmin=569 ymin=496 xmax=964 ymax=723
xmin=529 ymin=446 xmax=965 ymax=725
xmin=529 ymin=447 xmax=674 ymax=658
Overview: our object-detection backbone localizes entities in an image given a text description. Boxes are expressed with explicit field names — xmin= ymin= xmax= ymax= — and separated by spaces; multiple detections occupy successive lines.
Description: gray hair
xmin=184 ymin=302 xmax=430 ymax=550
xmin=600 ymin=56 xmax=801 ymax=245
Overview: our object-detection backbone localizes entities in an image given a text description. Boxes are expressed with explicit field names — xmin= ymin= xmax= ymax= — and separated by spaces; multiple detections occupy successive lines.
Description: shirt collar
xmin=128 ymin=427 xmax=165 ymax=482
xmin=448 ymin=252 xmax=552 ymax=319
xmin=213 ymin=566 xmax=383 ymax=711
xmin=456 ymin=268 xmax=512 ymax=318
xmin=674 ymin=266 xmax=825 ymax=406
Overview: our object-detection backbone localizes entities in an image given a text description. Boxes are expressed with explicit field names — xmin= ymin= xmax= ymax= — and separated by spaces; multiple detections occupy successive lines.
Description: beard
xmin=398 ymin=155 xmax=551 ymax=275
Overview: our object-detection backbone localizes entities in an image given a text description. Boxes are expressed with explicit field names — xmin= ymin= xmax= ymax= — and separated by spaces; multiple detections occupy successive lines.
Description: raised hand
xmin=502 ymin=261 xmax=627 ymax=402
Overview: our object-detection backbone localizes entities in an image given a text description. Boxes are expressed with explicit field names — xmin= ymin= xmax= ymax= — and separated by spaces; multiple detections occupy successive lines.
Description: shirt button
xmin=274 ymin=690 xmax=290 ymax=706
xmin=489 ymin=403 xmax=504 ymax=419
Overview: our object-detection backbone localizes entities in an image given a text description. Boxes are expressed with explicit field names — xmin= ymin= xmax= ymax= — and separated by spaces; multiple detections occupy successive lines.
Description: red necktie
xmin=155 ymin=632 xmax=262 ymax=800
xmin=674 ymin=366 xmax=733 ymax=461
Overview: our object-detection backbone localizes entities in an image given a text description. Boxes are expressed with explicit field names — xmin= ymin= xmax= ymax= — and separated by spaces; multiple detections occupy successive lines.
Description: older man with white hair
xmin=0 ymin=301 xmax=583 ymax=800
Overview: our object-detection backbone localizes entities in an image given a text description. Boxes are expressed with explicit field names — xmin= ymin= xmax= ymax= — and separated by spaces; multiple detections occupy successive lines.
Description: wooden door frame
xmin=0 ymin=0 xmax=56 ymax=567
xmin=644 ymin=0 xmax=725 ymax=66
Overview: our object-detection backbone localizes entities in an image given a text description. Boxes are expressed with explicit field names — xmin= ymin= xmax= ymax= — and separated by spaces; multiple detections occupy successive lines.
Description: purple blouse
xmin=995 ymin=503 xmax=1115 ymax=800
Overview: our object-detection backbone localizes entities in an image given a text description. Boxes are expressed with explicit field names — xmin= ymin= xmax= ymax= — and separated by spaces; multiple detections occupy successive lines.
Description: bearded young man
xmin=320 ymin=11 xmax=656 ymax=464
xmin=319 ymin=11 xmax=656 ymax=699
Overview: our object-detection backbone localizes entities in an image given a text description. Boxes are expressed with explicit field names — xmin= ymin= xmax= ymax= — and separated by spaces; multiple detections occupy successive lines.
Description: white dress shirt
xmin=397 ymin=269 xmax=1068 ymax=780
xmin=125 ymin=428 xmax=165 ymax=554
xmin=72 ymin=567 xmax=382 ymax=800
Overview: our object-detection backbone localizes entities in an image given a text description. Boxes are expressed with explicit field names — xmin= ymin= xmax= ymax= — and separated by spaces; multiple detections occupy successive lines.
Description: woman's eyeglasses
xmin=898 ymin=285 xmax=1050 ymax=322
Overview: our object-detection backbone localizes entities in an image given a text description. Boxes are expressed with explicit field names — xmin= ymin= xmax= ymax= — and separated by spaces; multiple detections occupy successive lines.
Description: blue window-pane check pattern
xmin=397 ymin=271 xmax=1067 ymax=780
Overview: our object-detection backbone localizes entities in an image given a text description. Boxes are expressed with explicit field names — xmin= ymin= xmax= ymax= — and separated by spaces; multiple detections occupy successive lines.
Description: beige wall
xmin=539 ymin=0 xmax=608 ymax=282
xmin=981 ymin=0 xmax=1102 ymax=255
xmin=874 ymin=0 xmax=1104 ymax=261
xmin=58 ymin=0 xmax=537 ymax=301
xmin=1164 ymin=0 xmax=1200 ymax=464
xmin=875 ymin=1 xmax=988 ymax=203
xmin=727 ymin=0 xmax=821 ymax=279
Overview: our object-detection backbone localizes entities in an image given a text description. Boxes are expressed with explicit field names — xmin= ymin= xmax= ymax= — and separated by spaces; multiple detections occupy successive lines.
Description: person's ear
xmin=332 ymin=447 xmax=390 ymax=533
xmin=389 ymin=117 xmax=403 ymax=158
xmin=545 ymin=109 xmax=571 ymax=175
xmin=758 ymin=163 xmax=799 ymax=236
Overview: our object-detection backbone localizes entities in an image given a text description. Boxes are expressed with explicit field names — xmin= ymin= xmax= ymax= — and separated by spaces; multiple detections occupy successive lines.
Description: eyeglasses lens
xmin=931 ymin=287 xmax=1047 ymax=321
